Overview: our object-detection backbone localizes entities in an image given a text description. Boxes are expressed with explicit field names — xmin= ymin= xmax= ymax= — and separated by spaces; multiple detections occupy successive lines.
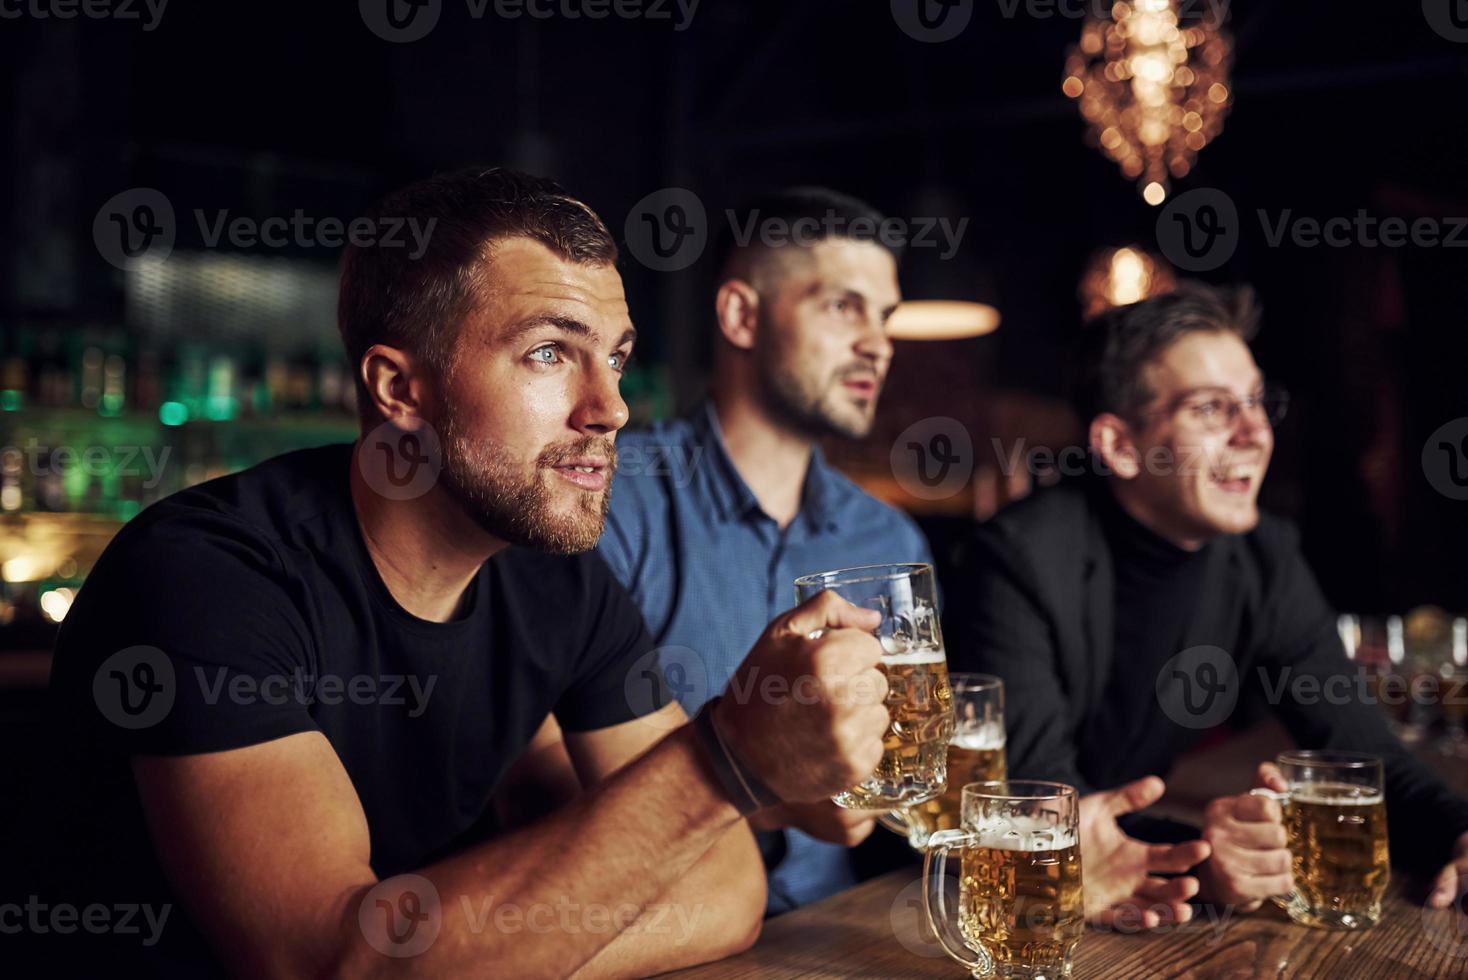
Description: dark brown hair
xmin=337 ymin=166 xmax=617 ymax=426
xmin=1072 ymin=282 xmax=1261 ymax=425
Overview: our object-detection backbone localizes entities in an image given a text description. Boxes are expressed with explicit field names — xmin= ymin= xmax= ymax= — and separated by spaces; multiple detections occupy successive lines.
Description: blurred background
xmin=2 ymin=1 xmax=1467 ymax=811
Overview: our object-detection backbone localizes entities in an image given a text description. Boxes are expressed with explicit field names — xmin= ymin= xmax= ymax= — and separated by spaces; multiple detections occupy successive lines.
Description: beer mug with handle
xmin=880 ymin=673 xmax=1006 ymax=849
xmin=924 ymin=781 xmax=1084 ymax=979
xmin=794 ymin=563 xmax=954 ymax=809
xmin=1250 ymin=750 xmax=1390 ymax=929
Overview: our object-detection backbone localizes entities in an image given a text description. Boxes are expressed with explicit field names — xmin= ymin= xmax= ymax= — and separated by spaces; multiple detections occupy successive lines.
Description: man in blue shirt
xmin=599 ymin=188 xmax=927 ymax=913
xmin=601 ymin=189 xmax=1216 ymax=930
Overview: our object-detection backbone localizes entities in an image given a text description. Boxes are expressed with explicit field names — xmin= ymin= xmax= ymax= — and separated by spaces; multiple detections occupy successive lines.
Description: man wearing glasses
xmin=948 ymin=283 xmax=1468 ymax=914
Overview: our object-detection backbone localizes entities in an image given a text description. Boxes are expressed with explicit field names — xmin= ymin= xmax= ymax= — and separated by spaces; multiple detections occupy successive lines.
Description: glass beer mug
xmin=924 ymin=781 xmax=1085 ymax=979
xmin=793 ymin=563 xmax=954 ymax=809
xmin=880 ymin=673 xmax=1006 ymax=849
xmin=1250 ymin=750 xmax=1390 ymax=929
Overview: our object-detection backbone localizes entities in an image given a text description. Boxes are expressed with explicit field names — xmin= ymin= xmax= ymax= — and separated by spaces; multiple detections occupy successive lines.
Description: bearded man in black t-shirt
xmin=46 ymin=168 xmax=899 ymax=977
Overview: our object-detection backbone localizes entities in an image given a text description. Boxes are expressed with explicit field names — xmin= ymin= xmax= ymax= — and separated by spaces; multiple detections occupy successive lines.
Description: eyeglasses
xmin=1150 ymin=385 xmax=1290 ymax=433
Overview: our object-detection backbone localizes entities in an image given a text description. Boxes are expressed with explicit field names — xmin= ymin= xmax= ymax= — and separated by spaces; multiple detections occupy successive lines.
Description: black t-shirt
xmin=45 ymin=442 xmax=663 ymax=974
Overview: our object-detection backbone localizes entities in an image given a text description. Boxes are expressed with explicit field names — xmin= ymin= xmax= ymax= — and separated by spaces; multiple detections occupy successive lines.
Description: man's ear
xmin=714 ymin=279 xmax=760 ymax=352
xmin=360 ymin=343 xmax=435 ymax=423
xmin=1090 ymin=413 xmax=1142 ymax=480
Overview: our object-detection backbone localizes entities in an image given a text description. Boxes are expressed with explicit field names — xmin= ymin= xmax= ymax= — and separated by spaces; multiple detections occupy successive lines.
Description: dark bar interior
xmin=3 ymin=3 xmax=1467 ymax=976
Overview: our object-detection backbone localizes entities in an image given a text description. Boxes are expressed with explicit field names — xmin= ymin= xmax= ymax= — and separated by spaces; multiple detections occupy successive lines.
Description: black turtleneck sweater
xmin=1080 ymin=489 xmax=1214 ymax=788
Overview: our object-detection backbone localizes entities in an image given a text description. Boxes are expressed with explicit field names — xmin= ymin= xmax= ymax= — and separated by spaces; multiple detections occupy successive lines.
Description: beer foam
xmin=877 ymin=641 xmax=946 ymax=664
xmin=1290 ymin=782 xmax=1384 ymax=806
xmin=952 ymin=726 xmax=1006 ymax=751
xmin=971 ymin=815 xmax=1078 ymax=852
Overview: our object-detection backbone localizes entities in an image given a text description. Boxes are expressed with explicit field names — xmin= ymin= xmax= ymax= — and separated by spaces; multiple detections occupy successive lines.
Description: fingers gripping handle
xmin=1248 ymin=787 xmax=1299 ymax=912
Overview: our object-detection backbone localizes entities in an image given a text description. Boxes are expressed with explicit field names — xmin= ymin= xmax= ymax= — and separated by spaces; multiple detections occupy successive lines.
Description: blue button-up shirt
xmin=599 ymin=401 xmax=934 ymax=914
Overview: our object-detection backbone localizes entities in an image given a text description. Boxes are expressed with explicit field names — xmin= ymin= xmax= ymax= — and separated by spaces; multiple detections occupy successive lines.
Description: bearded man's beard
xmin=439 ymin=409 xmax=615 ymax=555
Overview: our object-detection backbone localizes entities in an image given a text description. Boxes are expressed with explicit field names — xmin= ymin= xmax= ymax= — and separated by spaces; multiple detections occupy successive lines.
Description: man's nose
xmin=571 ymin=367 xmax=629 ymax=435
xmin=1230 ymin=402 xmax=1272 ymax=445
xmin=854 ymin=317 xmax=893 ymax=368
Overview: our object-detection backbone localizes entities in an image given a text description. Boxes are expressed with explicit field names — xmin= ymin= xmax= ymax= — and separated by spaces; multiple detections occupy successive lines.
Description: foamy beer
xmin=881 ymin=673 xmax=1006 ymax=848
xmin=1252 ymin=750 xmax=1391 ymax=929
xmin=924 ymin=781 xmax=1084 ymax=979
xmin=794 ymin=563 xmax=954 ymax=809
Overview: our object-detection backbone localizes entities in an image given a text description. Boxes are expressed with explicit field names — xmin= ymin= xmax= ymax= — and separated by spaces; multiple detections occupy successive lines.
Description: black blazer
xmin=946 ymin=478 xmax=1468 ymax=874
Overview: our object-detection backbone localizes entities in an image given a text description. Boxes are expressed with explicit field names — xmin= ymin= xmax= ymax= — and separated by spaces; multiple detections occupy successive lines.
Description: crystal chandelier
xmin=1063 ymin=0 xmax=1234 ymax=205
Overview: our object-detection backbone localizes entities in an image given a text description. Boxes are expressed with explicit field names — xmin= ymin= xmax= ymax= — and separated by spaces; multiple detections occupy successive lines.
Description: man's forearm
xmin=335 ymin=724 xmax=749 ymax=977
xmin=570 ymin=817 xmax=764 ymax=979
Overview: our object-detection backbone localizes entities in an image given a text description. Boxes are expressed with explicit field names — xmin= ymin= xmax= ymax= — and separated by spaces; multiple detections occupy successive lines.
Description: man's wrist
xmin=690 ymin=697 xmax=782 ymax=816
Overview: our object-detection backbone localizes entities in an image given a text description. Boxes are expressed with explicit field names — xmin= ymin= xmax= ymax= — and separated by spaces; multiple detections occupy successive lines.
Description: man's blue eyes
xmin=528 ymin=344 xmax=628 ymax=372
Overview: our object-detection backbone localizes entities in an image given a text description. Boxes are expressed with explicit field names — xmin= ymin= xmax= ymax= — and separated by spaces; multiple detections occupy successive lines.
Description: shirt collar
xmin=689 ymin=400 xmax=843 ymax=533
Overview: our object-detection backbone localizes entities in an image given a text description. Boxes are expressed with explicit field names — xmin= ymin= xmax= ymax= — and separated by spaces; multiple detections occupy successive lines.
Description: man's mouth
xmin=549 ymin=457 xmax=610 ymax=492
xmin=1209 ymin=466 xmax=1258 ymax=495
xmin=841 ymin=375 xmax=879 ymax=399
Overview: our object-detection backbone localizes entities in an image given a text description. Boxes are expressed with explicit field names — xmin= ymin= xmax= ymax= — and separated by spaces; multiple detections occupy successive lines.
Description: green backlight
xmin=159 ymin=401 xmax=189 ymax=426
xmin=0 ymin=390 xmax=20 ymax=411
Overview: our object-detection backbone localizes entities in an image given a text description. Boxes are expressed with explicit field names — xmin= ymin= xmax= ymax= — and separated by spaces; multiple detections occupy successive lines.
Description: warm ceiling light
xmin=886 ymin=301 xmax=1001 ymax=341
xmin=1079 ymin=246 xmax=1177 ymax=319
